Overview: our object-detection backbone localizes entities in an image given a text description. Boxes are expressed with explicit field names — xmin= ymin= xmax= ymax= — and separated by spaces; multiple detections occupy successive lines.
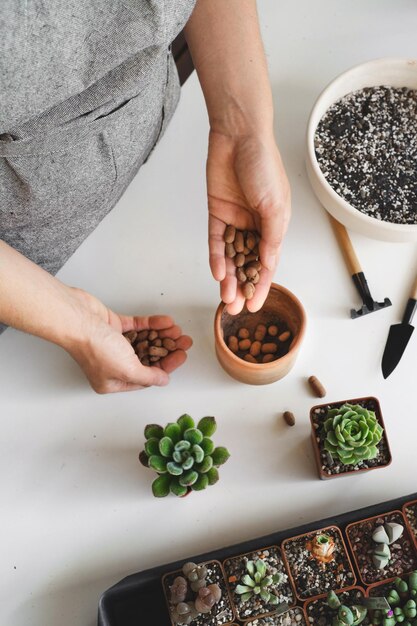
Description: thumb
xmin=135 ymin=363 xmax=170 ymax=388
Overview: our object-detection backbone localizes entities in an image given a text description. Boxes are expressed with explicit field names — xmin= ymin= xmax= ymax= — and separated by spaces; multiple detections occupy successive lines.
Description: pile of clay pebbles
xmin=315 ymin=85 xmax=417 ymax=224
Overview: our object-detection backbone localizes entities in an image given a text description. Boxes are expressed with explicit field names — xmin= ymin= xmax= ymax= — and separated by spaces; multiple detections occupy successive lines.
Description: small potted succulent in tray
xmin=305 ymin=588 xmax=369 ymax=625
xmin=223 ymin=546 xmax=295 ymax=621
xmin=403 ymin=500 xmax=417 ymax=551
xmin=310 ymin=397 xmax=391 ymax=479
xmin=346 ymin=512 xmax=417 ymax=585
xmin=368 ymin=571 xmax=417 ymax=625
xmin=245 ymin=606 xmax=308 ymax=625
xmin=139 ymin=414 xmax=230 ymax=497
xmin=282 ymin=526 xmax=356 ymax=600
xmin=162 ymin=560 xmax=234 ymax=626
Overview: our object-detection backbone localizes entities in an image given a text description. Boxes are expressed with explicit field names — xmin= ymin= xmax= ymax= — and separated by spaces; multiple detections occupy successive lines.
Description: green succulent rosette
xmin=322 ymin=403 xmax=383 ymax=466
xmin=139 ymin=414 xmax=230 ymax=497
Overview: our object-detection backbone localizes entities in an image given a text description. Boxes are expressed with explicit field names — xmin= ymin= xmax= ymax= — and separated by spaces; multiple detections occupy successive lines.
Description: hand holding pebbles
xmin=224 ymin=226 xmax=262 ymax=300
xmin=123 ymin=325 xmax=192 ymax=368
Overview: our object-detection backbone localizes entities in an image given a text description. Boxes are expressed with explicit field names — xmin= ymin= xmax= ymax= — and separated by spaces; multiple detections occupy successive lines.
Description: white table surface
xmin=2 ymin=1 xmax=417 ymax=624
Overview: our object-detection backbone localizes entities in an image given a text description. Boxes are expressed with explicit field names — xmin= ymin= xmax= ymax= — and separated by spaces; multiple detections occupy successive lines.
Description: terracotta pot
xmin=162 ymin=559 xmax=235 ymax=626
xmin=304 ymin=585 xmax=367 ymax=624
xmin=214 ymin=283 xmax=306 ymax=385
xmin=403 ymin=499 xmax=417 ymax=551
xmin=281 ymin=525 xmax=356 ymax=602
xmin=310 ymin=396 xmax=392 ymax=480
xmin=244 ymin=606 xmax=308 ymax=625
xmin=222 ymin=544 xmax=296 ymax=622
xmin=345 ymin=510 xmax=417 ymax=587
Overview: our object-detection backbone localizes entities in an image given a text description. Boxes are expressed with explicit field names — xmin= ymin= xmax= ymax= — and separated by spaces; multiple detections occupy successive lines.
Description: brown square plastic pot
xmin=214 ymin=283 xmax=306 ymax=385
xmin=162 ymin=559 xmax=235 ymax=626
xmin=245 ymin=606 xmax=309 ymax=626
xmin=403 ymin=499 xmax=417 ymax=551
xmin=346 ymin=510 xmax=417 ymax=587
xmin=281 ymin=525 xmax=356 ymax=602
xmin=303 ymin=585 xmax=367 ymax=623
xmin=222 ymin=545 xmax=296 ymax=623
xmin=310 ymin=396 xmax=392 ymax=480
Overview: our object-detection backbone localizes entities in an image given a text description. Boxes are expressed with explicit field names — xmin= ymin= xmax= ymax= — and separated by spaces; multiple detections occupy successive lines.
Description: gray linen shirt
xmin=0 ymin=0 xmax=196 ymax=276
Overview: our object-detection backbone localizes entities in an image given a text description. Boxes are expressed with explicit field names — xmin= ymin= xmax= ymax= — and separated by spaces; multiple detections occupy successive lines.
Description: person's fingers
xmin=245 ymin=266 xmax=275 ymax=313
xmin=175 ymin=335 xmax=193 ymax=351
xmin=158 ymin=325 xmax=182 ymax=340
xmin=220 ymin=256 xmax=238 ymax=304
xmin=225 ymin=288 xmax=246 ymax=315
xmin=131 ymin=363 xmax=169 ymax=387
xmin=208 ymin=215 xmax=226 ymax=281
xmin=258 ymin=205 xmax=290 ymax=272
xmin=160 ymin=350 xmax=188 ymax=373
xmin=117 ymin=314 xmax=175 ymax=333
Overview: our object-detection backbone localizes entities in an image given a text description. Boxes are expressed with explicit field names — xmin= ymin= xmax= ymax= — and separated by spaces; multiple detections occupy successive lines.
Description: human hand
xmin=64 ymin=288 xmax=192 ymax=393
xmin=207 ymin=130 xmax=291 ymax=314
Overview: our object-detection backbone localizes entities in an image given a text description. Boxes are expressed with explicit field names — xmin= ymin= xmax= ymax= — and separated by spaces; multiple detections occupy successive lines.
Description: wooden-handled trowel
xmin=382 ymin=272 xmax=417 ymax=378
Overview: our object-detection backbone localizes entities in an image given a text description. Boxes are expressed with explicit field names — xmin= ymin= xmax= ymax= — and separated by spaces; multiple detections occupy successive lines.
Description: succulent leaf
xmin=152 ymin=474 xmax=171 ymax=497
xmin=246 ymin=561 xmax=255 ymax=576
xmin=197 ymin=456 xmax=213 ymax=473
xmin=148 ymin=455 xmax=168 ymax=473
xmin=200 ymin=437 xmax=215 ymax=456
xmin=170 ymin=478 xmax=188 ymax=497
xmin=197 ymin=416 xmax=217 ymax=437
xmin=207 ymin=467 xmax=219 ymax=485
xmin=159 ymin=437 xmax=175 ymax=457
xmin=167 ymin=461 xmax=183 ymax=476
xmin=179 ymin=470 xmax=199 ymax=487
xmin=256 ymin=559 xmax=267 ymax=578
xmin=175 ymin=440 xmax=191 ymax=452
xmin=177 ymin=414 xmax=195 ymax=432
xmin=183 ymin=428 xmax=204 ymax=445
xmin=191 ymin=474 xmax=209 ymax=491
xmin=144 ymin=424 xmax=164 ymax=440
xmin=138 ymin=450 xmax=149 ymax=467
xmin=192 ymin=445 xmax=205 ymax=464
xmin=212 ymin=446 xmax=231 ymax=466
xmin=164 ymin=423 xmax=182 ymax=443
xmin=182 ymin=457 xmax=194 ymax=471
xmin=145 ymin=437 xmax=160 ymax=457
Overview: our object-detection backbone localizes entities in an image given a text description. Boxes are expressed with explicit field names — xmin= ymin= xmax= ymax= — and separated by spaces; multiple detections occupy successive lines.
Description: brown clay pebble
xmin=236 ymin=267 xmax=247 ymax=283
xmin=234 ymin=231 xmax=244 ymax=253
xmin=137 ymin=329 xmax=149 ymax=341
xmin=228 ymin=336 xmax=239 ymax=353
xmin=250 ymin=341 xmax=262 ymax=357
xmin=247 ymin=260 xmax=262 ymax=271
xmin=148 ymin=346 xmax=169 ymax=358
xmin=254 ymin=324 xmax=267 ymax=341
xmin=242 ymin=282 xmax=255 ymax=299
xmin=246 ymin=232 xmax=256 ymax=251
xmin=249 ymin=270 xmax=260 ymax=285
xmin=124 ymin=330 xmax=137 ymax=343
xmin=141 ymin=357 xmax=150 ymax=366
xmin=162 ymin=337 xmax=176 ymax=352
xmin=152 ymin=338 xmax=162 ymax=347
xmin=225 ymin=243 xmax=236 ymax=258
xmin=148 ymin=330 xmax=158 ymax=341
xmin=243 ymin=246 xmax=250 ymax=255
xmin=308 ymin=375 xmax=326 ymax=398
xmin=283 ymin=411 xmax=296 ymax=427
xmin=234 ymin=253 xmax=245 ymax=268
xmin=245 ymin=253 xmax=258 ymax=264
xmin=261 ymin=342 xmax=277 ymax=354
xmin=244 ymin=354 xmax=258 ymax=363
xmin=135 ymin=340 xmax=149 ymax=356
xmin=262 ymin=354 xmax=275 ymax=363
xmin=238 ymin=338 xmax=251 ymax=351
xmin=149 ymin=356 xmax=160 ymax=363
xmin=238 ymin=328 xmax=250 ymax=339
xmin=224 ymin=225 xmax=236 ymax=243
xmin=278 ymin=330 xmax=291 ymax=342
xmin=245 ymin=266 xmax=258 ymax=281
xmin=268 ymin=325 xmax=278 ymax=336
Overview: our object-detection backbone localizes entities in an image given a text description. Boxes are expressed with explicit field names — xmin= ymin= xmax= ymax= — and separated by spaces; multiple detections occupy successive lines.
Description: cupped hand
xmin=64 ymin=288 xmax=192 ymax=394
xmin=207 ymin=130 xmax=291 ymax=314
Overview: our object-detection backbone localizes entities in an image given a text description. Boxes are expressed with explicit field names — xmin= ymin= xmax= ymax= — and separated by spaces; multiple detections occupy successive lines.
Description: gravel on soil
xmin=246 ymin=606 xmax=307 ymax=625
xmin=315 ymin=85 xmax=417 ymax=225
xmin=306 ymin=588 xmax=370 ymax=625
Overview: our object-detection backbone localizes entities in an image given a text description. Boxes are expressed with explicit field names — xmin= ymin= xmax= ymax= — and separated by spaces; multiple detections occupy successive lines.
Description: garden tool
xmin=382 ymin=271 xmax=417 ymax=378
xmin=329 ymin=215 xmax=392 ymax=319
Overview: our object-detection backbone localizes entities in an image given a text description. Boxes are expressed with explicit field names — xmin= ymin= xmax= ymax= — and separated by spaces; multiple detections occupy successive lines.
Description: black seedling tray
xmin=97 ymin=492 xmax=417 ymax=626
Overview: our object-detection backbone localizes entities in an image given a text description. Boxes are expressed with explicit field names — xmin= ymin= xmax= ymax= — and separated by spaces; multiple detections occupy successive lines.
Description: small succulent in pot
xmin=306 ymin=533 xmax=336 ymax=566
xmin=139 ymin=414 xmax=230 ymax=497
xmin=327 ymin=590 xmax=367 ymax=626
xmin=372 ymin=572 xmax=417 ymax=626
xmin=323 ymin=403 xmax=383 ymax=465
xmin=235 ymin=559 xmax=285 ymax=605
xmin=372 ymin=522 xmax=404 ymax=569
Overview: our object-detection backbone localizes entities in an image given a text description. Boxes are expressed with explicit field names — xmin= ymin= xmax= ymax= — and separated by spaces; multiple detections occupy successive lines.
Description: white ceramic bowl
xmin=306 ymin=58 xmax=417 ymax=242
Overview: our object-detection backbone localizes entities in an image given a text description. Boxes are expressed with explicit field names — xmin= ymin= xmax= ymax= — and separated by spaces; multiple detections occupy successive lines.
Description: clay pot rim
xmin=303 ymin=584 xmax=367 ymax=612
xmin=281 ymin=525 xmax=357 ymax=602
xmin=161 ymin=559 xmax=235 ymax=626
xmin=345 ymin=509 xmax=415 ymax=588
xmin=214 ymin=283 xmax=307 ymax=370
xmin=309 ymin=396 xmax=392 ymax=480
xmin=223 ymin=544 xmax=297 ymax=623
xmin=402 ymin=499 xmax=417 ymax=551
